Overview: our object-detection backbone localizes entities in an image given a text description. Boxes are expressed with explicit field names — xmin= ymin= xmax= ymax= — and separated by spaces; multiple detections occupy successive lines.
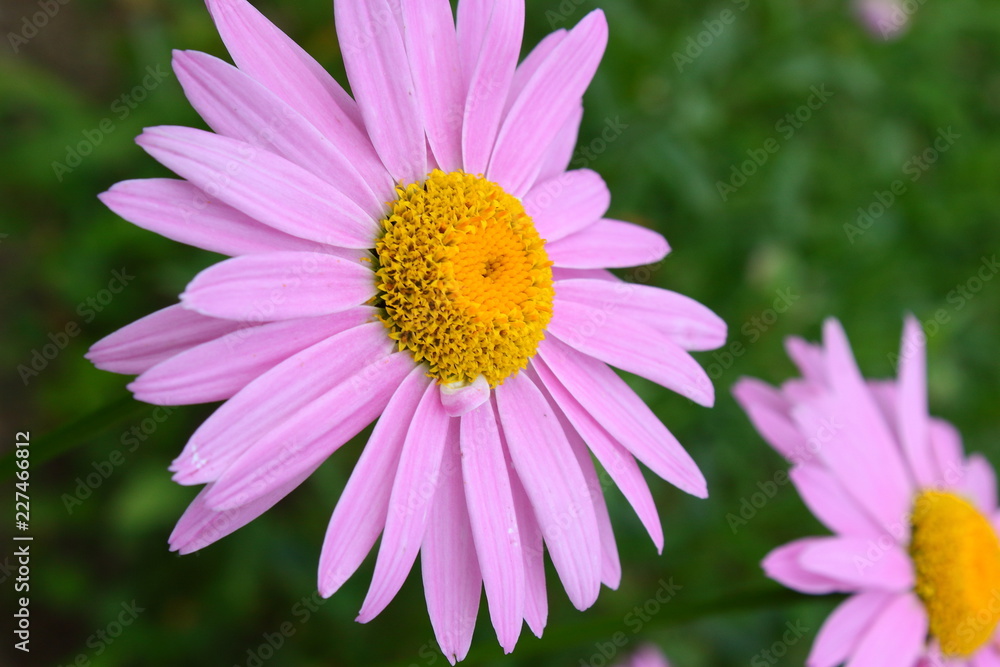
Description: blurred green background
xmin=3 ymin=0 xmax=1000 ymax=665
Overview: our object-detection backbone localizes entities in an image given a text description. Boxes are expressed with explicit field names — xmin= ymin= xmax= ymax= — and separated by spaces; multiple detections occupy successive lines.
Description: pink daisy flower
xmin=733 ymin=316 xmax=1000 ymax=667
xmin=614 ymin=645 xmax=672 ymax=667
xmin=87 ymin=0 xmax=726 ymax=661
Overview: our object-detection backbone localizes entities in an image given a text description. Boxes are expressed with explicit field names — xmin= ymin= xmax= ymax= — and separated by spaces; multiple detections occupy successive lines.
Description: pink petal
xmin=204 ymin=351 xmax=413 ymax=510
xmin=460 ymin=1 xmax=524 ymax=175
xmin=318 ymin=365 xmax=432 ymax=597
xmin=531 ymin=356 xmax=664 ymax=550
xmin=170 ymin=322 xmax=391 ymax=484
xmin=929 ymin=417 xmax=966 ymax=488
xmin=204 ymin=0 xmax=392 ymax=192
xmin=440 ymin=376 xmax=491 ymax=417
xmin=537 ymin=337 xmax=707 ymax=499
xmin=504 ymin=29 xmax=567 ymax=117
xmin=421 ymin=428 xmax=482 ymax=665
xmin=495 ymin=372 xmax=601 ymax=610
xmin=536 ymin=105 xmax=583 ymax=184
xmin=963 ymin=453 xmax=998 ymax=513
xmin=818 ymin=319 xmax=914 ymax=525
xmin=488 ymin=10 xmax=607 ymax=196
xmin=130 ymin=308 xmax=374 ymax=405
xmin=547 ymin=219 xmax=671 ymax=269
xmin=506 ymin=444 xmax=548 ymax=637
xmin=785 ymin=336 xmax=827 ymax=386
xmin=808 ymin=592 xmax=895 ymax=667
xmin=554 ymin=278 xmax=727 ymax=352
xmin=799 ymin=537 xmax=914 ymax=591
xmin=336 ymin=0 xmax=426 ymax=184
xmin=357 ymin=382 xmax=452 ymax=622
xmin=401 ymin=0 xmax=463 ymax=172
xmin=560 ymin=403 xmax=621 ymax=590
xmin=731 ymin=378 xmax=807 ymax=460
xmin=169 ymin=463 xmax=316 ymax=555
xmin=137 ymin=126 xmax=378 ymax=249
xmin=897 ymin=315 xmax=937 ymax=487
xmin=460 ymin=402 xmax=525 ymax=653
xmin=456 ymin=0 xmax=492 ymax=84
xmin=791 ymin=396 xmax=912 ymax=539
xmin=172 ymin=50 xmax=384 ymax=217
xmin=846 ymin=593 xmax=927 ymax=667
xmin=179 ymin=251 xmax=375 ymax=321
xmin=762 ymin=539 xmax=853 ymax=595
xmin=789 ymin=464 xmax=882 ymax=539
xmin=524 ymin=170 xmax=610 ymax=243
xmin=973 ymin=649 xmax=1000 ymax=667
xmin=548 ymin=295 xmax=714 ymax=406
xmin=86 ymin=304 xmax=243 ymax=375
xmin=99 ymin=179 xmax=316 ymax=256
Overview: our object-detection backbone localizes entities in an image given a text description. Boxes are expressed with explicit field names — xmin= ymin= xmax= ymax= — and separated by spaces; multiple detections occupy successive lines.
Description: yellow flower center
xmin=374 ymin=170 xmax=554 ymax=387
xmin=910 ymin=490 xmax=1000 ymax=656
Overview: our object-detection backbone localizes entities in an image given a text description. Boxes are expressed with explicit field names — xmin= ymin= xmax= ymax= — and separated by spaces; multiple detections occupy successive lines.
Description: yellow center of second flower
xmin=910 ymin=490 xmax=1000 ymax=656
xmin=374 ymin=170 xmax=554 ymax=387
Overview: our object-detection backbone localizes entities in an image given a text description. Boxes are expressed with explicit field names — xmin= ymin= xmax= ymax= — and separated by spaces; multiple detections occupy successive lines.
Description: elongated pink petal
xmin=503 ymin=428 xmax=547 ymax=637
xmin=731 ymin=378 xmax=807 ymax=460
xmin=86 ymin=304 xmax=244 ymax=375
xmin=130 ymin=309 xmax=374 ymax=405
xmin=319 ymin=365 xmax=432 ymax=597
xmin=929 ymin=417 xmax=966 ymax=487
xmin=204 ymin=0 xmax=392 ymax=192
xmin=204 ymin=351 xmax=412 ymax=510
xmin=554 ymin=278 xmax=727 ymax=352
xmin=799 ymin=537 xmax=914 ymax=591
xmin=537 ymin=337 xmax=707 ymax=498
xmin=807 ymin=592 xmax=894 ymax=667
xmin=169 ymin=463 xmax=317 ymax=555
xmin=964 ymin=453 xmax=998 ymax=513
xmin=819 ymin=319 xmax=914 ymax=520
xmin=401 ymin=0 xmax=463 ymax=172
xmin=762 ymin=539 xmax=853 ymax=594
xmin=336 ymin=0 xmax=426 ymax=184
xmin=496 ymin=372 xmax=601 ymax=610
xmin=789 ymin=465 xmax=882 ymax=539
xmin=561 ymin=407 xmax=621 ymax=590
xmin=897 ymin=315 xmax=937 ymax=487
xmin=180 ymin=251 xmax=375 ymax=321
xmin=357 ymin=383 xmax=452 ymax=622
xmin=532 ymin=356 xmax=663 ymax=550
xmin=846 ymin=593 xmax=926 ymax=667
xmin=548 ymin=296 xmax=714 ymax=406
xmin=137 ymin=126 xmax=378 ymax=249
xmin=547 ymin=219 xmax=671 ymax=269
xmin=456 ymin=0 xmax=491 ymax=84
xmin=440 ymin=376 xmax=491 ymax=417
xmin=461 ymin=1 xmax=523 ymax=175
xmin=173 ymin=50 xmax=385 ymax=217
xmin=99 ymin=179 xmax=316 ymax=256
xmin=488 ymin=10 xmax=607 ymax=196
xmin=525 ymin=170 xmax=610 ymax=243
xmin=504 ymin=29 xmax=567 ymax=117
xmin=785 ymin=336 xmax=827 ymax=385
xmin=460 ymin=402 xmax=524 ymax=653
xmin=422 ymin=425 xmax=482 ymax=665
xmin=791 ymin=397 xmax=912 ymax=539
xmin=171 ymin=322 xmax=390 ymax=484
xmin=536 ymin=105 xmax=583 ymax=184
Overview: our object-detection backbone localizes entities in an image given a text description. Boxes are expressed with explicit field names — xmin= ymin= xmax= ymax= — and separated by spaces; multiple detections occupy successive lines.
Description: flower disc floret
xmin=374 ymin=170 xmax=554 ymax=387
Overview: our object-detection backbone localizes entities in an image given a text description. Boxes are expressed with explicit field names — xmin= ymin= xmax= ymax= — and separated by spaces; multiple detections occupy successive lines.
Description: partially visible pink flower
xmin=854 ymin=0 xmax=910 ymax=40
xmin=614 ymin=644 xmax=672 ymax=667
xmin=734 ymin=316 xmax=1000 ymax=667
xmin=86 ymin=0 xmax=726 ymax=662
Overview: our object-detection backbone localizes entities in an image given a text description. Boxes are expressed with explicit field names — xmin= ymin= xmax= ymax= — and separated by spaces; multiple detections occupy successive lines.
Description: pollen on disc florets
xmin=910 ymin=490 xmax=1000 ymax=657
xmin=374 ymin=170 xmax=554 ymax=387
